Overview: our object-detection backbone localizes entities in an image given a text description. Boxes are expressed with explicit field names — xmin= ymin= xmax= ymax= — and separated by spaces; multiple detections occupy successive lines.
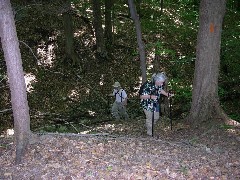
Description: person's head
xmin=112 ymin=82 xmax=121 ymax=90
xmin=152 ymin=72 xmax=167 ymax=87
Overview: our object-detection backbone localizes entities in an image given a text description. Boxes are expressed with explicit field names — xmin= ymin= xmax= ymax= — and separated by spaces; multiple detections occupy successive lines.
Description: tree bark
xmin=104 ymin=0 xmax=113 ymax=47
xmin=92 ymin=0 xmax=107 ymax=60
xmin=187 ymin=0 xmax=228 ymax=125
xmin=128 ymin=0 xmax=147 ymax=83
xmin=0 ymin=0 xmax=31 ymax=164
xmin=62 ymin=0 xmax=79 ymax=66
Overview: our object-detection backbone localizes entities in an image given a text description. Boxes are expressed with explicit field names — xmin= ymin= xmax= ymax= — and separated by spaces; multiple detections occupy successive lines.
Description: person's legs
xmin=144 ymin=109 xmax=153 ymax=136
xmin=154 ymin=111 xmax=159 ymax=124
xmin=119 ymin=104 xmax=129 ymax=120
xmin=144 ymin=109 xmax=159 ymax=136
xmin=111 ymin=102 xmax=120 ymax=120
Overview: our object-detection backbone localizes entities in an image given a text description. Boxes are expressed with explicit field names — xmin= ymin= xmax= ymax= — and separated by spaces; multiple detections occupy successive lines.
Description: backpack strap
xmin=114 ymin=89 xmax=123 ymax=102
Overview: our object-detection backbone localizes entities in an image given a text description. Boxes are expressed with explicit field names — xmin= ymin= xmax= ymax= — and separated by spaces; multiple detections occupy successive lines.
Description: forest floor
xmin=0 ymin=117 xmax=240 ymax=180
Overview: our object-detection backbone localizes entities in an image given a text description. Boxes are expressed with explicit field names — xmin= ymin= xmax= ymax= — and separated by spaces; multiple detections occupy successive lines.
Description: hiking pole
xmin=152 ymin=102 xmax=155 ymax=137
xmin=169 ymin=90 xmax=173 ymax=130
xmin=152 ymin=99 xmax=157 ymax=137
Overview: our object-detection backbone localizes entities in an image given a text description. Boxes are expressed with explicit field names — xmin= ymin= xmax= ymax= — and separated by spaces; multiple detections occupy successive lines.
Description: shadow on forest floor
xmin=0 ymin=117 xmax=240 ymax=179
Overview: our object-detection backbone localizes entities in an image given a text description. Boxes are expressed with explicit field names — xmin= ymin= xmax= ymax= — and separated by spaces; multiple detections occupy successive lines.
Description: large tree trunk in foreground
xmin=0 ymin=0 xmax=31 ymax=164
xmin=128 ymin=0 xmax=147 ymax=83
xmin=188 ymin=0 xmax=228 ymax=125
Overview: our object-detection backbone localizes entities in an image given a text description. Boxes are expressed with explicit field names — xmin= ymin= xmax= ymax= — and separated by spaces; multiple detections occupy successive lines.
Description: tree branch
xmin=19 ymin=41 xmax=39 ymax=62
xmin=0 ymin=108 xmax=12 ymax=113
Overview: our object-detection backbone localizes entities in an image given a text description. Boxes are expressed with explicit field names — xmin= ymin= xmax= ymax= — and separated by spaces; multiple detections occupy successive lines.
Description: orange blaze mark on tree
xmin=210 ymin=23 xmax=214 ymax=33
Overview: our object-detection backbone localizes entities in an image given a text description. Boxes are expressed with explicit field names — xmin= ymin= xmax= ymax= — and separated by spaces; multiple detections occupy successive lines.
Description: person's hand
xmin=108 ymin=93 xmax=114 ymax=97
xmin=122 ymin=102 xmax=127 ymax=106
xmin=168 ymin=90 xmax=175 ymax=97
xmin=122 ymin=99 xmax=127 ymax=106
xmin=151 ymin=95 xmax=158 ymax=100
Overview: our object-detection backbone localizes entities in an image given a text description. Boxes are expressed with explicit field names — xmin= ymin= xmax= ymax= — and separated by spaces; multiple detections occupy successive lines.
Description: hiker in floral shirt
xmin=139 ymin=72 xmax=171 ymax=136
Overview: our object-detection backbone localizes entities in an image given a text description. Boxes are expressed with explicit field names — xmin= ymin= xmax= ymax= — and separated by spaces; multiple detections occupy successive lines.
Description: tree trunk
xmin=0 ymin=0 xmax=31 ymax=164
xmin=62 ymin=0 xmax=79 ymax=66
xmin=128 ymin=0 xmax=147 ymax=83
xmin=160 ymin=0 xmax=164 ymax=12
xmin=92 ymin=0 xmax=107 ymax=60
xmin=104 ymin=0 xmax=113 ymax=47
xmin=187 ymin=0 xmax=228 ymax=125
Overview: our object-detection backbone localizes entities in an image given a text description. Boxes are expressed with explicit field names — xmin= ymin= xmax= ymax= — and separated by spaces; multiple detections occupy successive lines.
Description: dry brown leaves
xmin=0 ymin=120 xmax=240 ymax=179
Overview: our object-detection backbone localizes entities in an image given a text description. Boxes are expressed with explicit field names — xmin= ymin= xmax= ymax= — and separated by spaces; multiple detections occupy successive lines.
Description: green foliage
xmin=56 ymin=125 xmax=68 ymax=133
xmin=219 ymin=124 xmax=236 ymax=130
xmin=179 ymin=164 xmax=189 ymax=175
xmin=228 ymin=114 xmax=240 ymax=122
xmin=38 ymin=124 xmax=71 ymax=133
xmin=169 ymin=78 xmax=192 ymax=113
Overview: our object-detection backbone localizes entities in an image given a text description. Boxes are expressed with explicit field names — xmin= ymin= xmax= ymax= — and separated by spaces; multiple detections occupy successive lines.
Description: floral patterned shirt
xmin=140 ymin=81 xmax=162 ymax=112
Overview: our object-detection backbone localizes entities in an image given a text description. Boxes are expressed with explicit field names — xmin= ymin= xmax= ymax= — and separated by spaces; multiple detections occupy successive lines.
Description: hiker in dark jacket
xmin=109 ymin=82 xmax=129 ymax=120
xmin=139 ymin=73 xmax=171 ymax=136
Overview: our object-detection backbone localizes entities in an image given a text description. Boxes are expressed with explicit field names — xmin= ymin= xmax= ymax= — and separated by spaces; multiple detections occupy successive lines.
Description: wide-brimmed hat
xmin=112 ymin=82 xmax=121 ymax=87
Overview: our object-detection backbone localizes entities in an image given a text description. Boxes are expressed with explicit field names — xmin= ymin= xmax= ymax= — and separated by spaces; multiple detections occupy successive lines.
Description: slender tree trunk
xmin=153 ymin=52 xmax=163 ymax=73
xmin=187 ymin=0 xmax=228 ymax=125
xmin=128 ymin=0 xmax=147 ymax=83
xmin=160 ymin=0 xmax=164 ymax=13
xmin=0 ymin=0 xmax=31 ymax=164
xmin=92 ymin=0 xmax=107 ymax=60
xmin=104 ymin=0 xmax=113 ymax=47
xmin=62 ymin=0 xmax=79 ymax=66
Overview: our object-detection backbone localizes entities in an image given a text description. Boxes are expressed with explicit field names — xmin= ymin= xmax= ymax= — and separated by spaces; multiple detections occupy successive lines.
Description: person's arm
xmin=140 ymin=94 xmax=152 ymax=99
xmin=160 ymin=89 xmax=174 ymax=97
xmin=122 ymin=90 xmax=128 ymax=105
xmin=108 ymin=89 xmax=116 ymax=96
xmin=160 ymin=89 xmax=168 ymax=97
xmin=122 ymin=97 xmax=128 ymax=105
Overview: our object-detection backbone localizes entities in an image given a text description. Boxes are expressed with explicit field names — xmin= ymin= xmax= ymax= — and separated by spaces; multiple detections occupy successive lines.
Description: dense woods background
xmin=0 ymin=0 xmax=239 ymax=134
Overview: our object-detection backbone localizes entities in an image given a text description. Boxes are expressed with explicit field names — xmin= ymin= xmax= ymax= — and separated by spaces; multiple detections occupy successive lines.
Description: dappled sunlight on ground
xmin=0 ymin=118 xmax=239 ymax=179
